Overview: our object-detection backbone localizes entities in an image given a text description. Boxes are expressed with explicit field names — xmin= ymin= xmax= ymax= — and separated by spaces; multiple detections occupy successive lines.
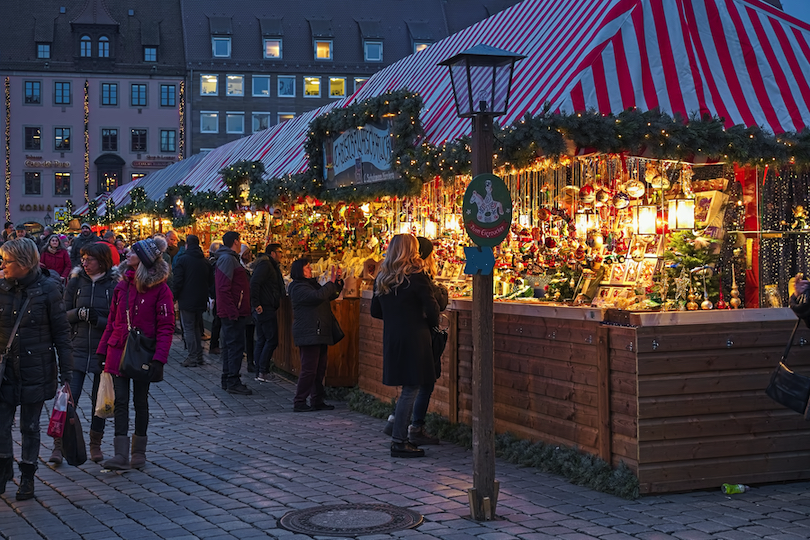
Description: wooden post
xmin=447 ymin=310 xmax=459 ymax=423
xmin=468 ymin=112 xmax=498 ymax=520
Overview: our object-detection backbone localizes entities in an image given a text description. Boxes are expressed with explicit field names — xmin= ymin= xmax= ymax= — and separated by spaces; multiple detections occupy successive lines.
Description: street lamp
xmin=439 ymin=44 xmax=525 ymax=522
xmin=44 ymin=212 xmax=53 ymax=227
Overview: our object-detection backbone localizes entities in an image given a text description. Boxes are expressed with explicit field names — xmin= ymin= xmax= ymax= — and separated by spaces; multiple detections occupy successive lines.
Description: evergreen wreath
xmin=219 ymin=160 xmax=266 ymax=211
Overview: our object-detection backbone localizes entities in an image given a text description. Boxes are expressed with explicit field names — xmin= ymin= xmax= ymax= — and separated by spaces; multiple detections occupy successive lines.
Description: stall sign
xmin=323 ymin=122 xmax=400 ymax=189
xmin=54 ymin=206 xmax=71 ymax=222
xmin=462 ymin=173 xmax=512 ymax=247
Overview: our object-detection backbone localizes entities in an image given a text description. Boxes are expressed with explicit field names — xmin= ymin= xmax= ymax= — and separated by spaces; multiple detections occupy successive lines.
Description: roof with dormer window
xmin=70 ymin=0 xmax=119 ymax=26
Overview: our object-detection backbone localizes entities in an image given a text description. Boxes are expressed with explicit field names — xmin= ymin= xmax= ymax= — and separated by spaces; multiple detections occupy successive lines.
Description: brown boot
xmin=89 ymin=431 xmax=104 ymax=463
xmin=102 ymin=436 xmax=130 ymax=470
xmin=48 ymin=438 xmax=63 ymax=465
xmin=130 ymin=434 xmax=148 ymax=469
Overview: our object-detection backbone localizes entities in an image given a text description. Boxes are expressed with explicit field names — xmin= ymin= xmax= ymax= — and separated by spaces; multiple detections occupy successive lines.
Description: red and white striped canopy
xmin=177 ymin=0 xmax=810 ymax=192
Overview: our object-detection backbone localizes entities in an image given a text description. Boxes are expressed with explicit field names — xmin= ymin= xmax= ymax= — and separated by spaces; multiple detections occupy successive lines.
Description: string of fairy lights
xmin=4 ymin=77 xmax=10 ymax=222
xmin=178 ymin=80 xmax=185 ymax=161
xmin=83 ymin=80 xmax=90 ymax=202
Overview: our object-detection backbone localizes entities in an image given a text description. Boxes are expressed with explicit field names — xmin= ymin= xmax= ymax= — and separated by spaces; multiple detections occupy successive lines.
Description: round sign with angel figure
xmin=462 ymin=173 xmax=513 ymax=247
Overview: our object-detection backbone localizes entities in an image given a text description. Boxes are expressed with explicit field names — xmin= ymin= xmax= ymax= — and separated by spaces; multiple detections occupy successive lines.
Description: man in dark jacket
xmin=174 ymin=235 xmax=213 ymax=368
xmin=215 ymin=231 xmax=252 ymax=395
xmin=69 ymin=223 xmax=98 ymax=268
xmin=250 ymin=243 xmax=285 ymax=382
xmin=0 ymin=238 xmax=73 ymax=500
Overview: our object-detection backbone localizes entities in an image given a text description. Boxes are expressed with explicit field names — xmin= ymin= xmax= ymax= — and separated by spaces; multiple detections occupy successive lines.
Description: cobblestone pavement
xmin=2 ymin=336 xmax=810 ymax=539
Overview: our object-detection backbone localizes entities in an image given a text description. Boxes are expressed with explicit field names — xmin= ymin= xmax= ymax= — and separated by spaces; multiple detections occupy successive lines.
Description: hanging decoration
xmin=4 ymin=77 xmax=10 ymax=222
xmin=84 ymin=80 xmax=90 ymax=203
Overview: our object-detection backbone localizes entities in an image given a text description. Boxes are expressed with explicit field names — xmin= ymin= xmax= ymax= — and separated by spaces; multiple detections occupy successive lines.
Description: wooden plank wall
xmin=635 ymin=320 xmax=810 ymax=494
xmin=607 ymin=326 xmax=639 ymax=472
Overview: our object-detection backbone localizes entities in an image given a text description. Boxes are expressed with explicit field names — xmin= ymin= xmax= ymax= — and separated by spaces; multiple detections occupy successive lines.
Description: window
xmin=364 ymin=41 xmax=383 ymax=62
xmin=354 ymin=78 xmax=368 ymax=92
xmin=80 ymin=35 xmax=92 ymax=57
xmin=278 ymin=113 xmax=295 ymax=124
xmin=252 ymin=76 xmax=270 ymax=97
xmin=24 ymin=81 xmax=41 ymax=104
xmin=226 ymin=112 xmax=244 ymax=134
xmin=54 ymin=172 xmax=71 ymax=196
xmin=278 ymin=76 xmax=295 ymax=97
xmin=131 ymin=172 xmax=146 ymax=182
xmin=54 ymin=82 xmax=71 ymax=105
xmin=131 ymin=129 xmax=147 ymax=152
xmin=414 ymin=42 xmax=430 ymax=54
xmin=264 ymin=39 xmax=281 ymax=59
xmin=252 ymin=113 xmax=270 ymax=133
xmin=304 ymin=77 xmax=320 ymax=97
xmin=98 ymin=36 xmax=110 ymax=58
xmin=131 ymin=84 xmax=147 ymax=107
xmin=226 ymin=75 xmax=243 ymax=96
xmin=100 ymin=172 xmax=118 ymax=193
xmin=24 ymin=172 xmax=41 ymax=195
xmin=101 ymin=128 xmax=118 ymax=151
xmin=24 ymin=127 xmax=41 ymax=151
xmin=200 ymin=111 xmax=218 ymax=133
xmin=37 ymin=43 xmax=50 ymax=59
xmin=329 ymin=77 xmax=346 ymax=98
xmin=212 ymin=36 xmax=231 ymax=57
xmin=160 ymin=130 xmax=176 ymax=152
xmin=54 ymin=127 xmax=71 ymax=151
xmin=101 ymin=83 xmax=117 ymax=106
xmin=144 ymin=47 xmax=157 ymax=62
xmin=160 ymin=85 xmax=176 ymax=107
xmin=314 ymin=40 xmax=332 ymax=60
xmin=200 ymin=74 xmax=218 ymax=95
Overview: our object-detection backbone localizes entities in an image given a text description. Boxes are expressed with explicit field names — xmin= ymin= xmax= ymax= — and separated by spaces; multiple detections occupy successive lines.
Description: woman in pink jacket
xmin=97 ymin=237 xmax=174 ymax=470
xmin=40 ymin=234 xmax=72 ymax=279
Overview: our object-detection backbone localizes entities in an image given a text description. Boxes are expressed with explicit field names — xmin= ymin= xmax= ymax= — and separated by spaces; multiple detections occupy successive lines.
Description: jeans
xmin=294 ymin=344 xmax=328 ymax=407
xmin=221 ymin=317 xmax=247 ymax=386
xmin=245 ymin=322 xmax=255 ymax=363
xmin=392 ymin=385 xmax=420 ymax=443
xmin=411 ymin=380 xmax=435 ymax=428
xmin=180 ymin=310 xmax=204 ymax=362
xmin=112 ymin=375 xmax=150 ymax=437
xmin=69 ymin=370 xmax=106 ymax=433
xmin=253 ymin=310 xmax=279 ymax=373
xmin=0 ymin=401 xmax=44 ymax=464
xmin=210 ymin=301 xmax=221 ymax=349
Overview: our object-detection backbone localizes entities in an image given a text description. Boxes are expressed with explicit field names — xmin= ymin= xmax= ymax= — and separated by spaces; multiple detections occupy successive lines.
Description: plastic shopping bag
xmin=47 ymin=384 xmax=69 ymax=438
xmin=94 ymin=372 xmax=115 ymax=419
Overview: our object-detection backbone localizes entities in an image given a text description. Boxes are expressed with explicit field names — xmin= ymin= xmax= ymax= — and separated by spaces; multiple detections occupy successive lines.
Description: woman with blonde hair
xmin=371 ymin=234 xmax=440 ymax=458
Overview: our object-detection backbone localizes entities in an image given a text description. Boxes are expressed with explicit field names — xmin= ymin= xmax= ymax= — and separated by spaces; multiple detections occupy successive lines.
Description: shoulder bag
xmin=0 ymin=297 xmax=30 ymax=389
xmin=765 ymin=319 xmax=810 ymax=418
xmin=119 ymin=285 xmax=159 ymax=382
xmin=61 ymin=386 xmax=87 ymax=466
xmin=431 ymin=314 xmax=449 ymax=379
xmin=331 ymin=313 xmax=345 ymax=344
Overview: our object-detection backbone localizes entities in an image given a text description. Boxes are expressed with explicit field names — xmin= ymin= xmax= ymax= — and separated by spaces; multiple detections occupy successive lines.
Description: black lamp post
xmin=44 ymin=212 xmax=53 ymax=227
xmin=439 ymin=44 xmax=525 ymax=521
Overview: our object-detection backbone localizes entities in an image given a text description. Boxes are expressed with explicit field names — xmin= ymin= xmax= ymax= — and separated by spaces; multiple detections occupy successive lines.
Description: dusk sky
xmin=781 ymin=0 xmax=810 ymax=24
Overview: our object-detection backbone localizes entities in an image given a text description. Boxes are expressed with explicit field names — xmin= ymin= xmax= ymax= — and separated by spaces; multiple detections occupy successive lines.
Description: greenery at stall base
xmin=342 ymin=386 xmax=640 ymax=500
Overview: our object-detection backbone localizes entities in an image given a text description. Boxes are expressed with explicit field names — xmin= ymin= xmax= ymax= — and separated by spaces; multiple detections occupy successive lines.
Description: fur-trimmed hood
xmin=118 ymin=258 xmax=170 ymax=290
xmin=69 ymin=264 xmax=122 ymax=282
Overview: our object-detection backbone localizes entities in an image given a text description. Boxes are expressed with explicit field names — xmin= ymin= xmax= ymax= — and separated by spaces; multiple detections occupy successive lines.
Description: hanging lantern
xmin=575 ymin=211 xmax=589 ymax=239
xmin=633 ymin=205 xmax=657 ymax=235
xmin=667 ymin=195 xmax=695 ymax=231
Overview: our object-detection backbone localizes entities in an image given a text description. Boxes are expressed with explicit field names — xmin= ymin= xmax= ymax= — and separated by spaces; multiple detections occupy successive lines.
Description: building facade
xmin=181 ymin=0 xmax=522 ymax=154
xmin=0 ymin=0 xmax=185 ymax=226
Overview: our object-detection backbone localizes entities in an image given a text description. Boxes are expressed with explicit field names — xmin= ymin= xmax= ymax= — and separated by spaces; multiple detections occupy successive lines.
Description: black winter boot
xmin=102 ymin=436 xmax=131 ymax=470
xmin=130 ymin=435 xmax=148 ymax=469
xmin=15 ymin=462 xmax=36 ymax=501
xmin=0 ymin=457 xmax=13 ymax=495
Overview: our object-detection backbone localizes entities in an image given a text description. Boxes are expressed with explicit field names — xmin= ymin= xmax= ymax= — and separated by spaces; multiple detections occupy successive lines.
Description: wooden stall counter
xmin=358 ymin=293 xmax=810 ymax=494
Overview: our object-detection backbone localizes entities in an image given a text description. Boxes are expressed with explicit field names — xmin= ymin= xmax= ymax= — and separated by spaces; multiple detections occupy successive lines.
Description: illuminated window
xmin=80 ymin=35 xmax=91 ymax=57
xmin=354 ymin=78 xmax=368 ymax=92
xmin=414 ymin=42 xmax=430 ymax=54
xmin=252 ymin=76 xmax=270 ymax=97
xmin=131 ymin=173 xmax=146 ymax=182
xmin=212 ymin=36 xmax=231 ymax=57
xmin=364 ymin=41 xmax=382 ymax=62
xmin=100 ymin=171 xmax=118 ymax=193
xmin=102 ymin=128 xmax=117 ymax=151
xmin=24 ymin=172 xmax=41 ymax=195
xmin=24 ymin=81 xmax=41 ymax=104
xmin=54 ymin=172 xmax=71 ymax=196
xmin=144 ymin=47 xmax=157 ymax=62
xmin=131 ymin=129 xmax=147 ymax=152
xmin=329 ymin=77 xmax=346 ymax=98
xmin=278 ymin=76 xmax=295 ymax=97
xmin=226 ymin=75 xmax=243 ymax=96
xmin=226 ymin=112 xmax=244 ymax=134
xmin=314 ymin=40 xmax=332 ymax=60
xmin=101 ymin=83 xmax=117 ymax=106
xmin=160 ymin=130 xmax=176 ymax=152
xmin=54 ymin=127 xmax=71 ymax=151
xmin=24 ymin=127 xmax=41 ymax=150
xmin=264 ymin=39 xmax=281 ymax=59
xmin=304 ymin=77 xmax=320 ymax=97
xmin=98 ymin=36 xmax=110 ymax=58
xmin=200 ymin=74 xmax=218 ymax=95
xmin=252 ymin=113 xmax=270 ymax=133
xmin=200 ymin=111 xmax=218 ymax=133
xmin=278 ymin=113 xmax=294 ymax=124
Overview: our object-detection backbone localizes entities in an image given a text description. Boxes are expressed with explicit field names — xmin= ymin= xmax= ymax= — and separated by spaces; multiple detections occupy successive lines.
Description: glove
xmin=149 ymin=360 xmax=164 ymax=382
xmin=88 ymin=308 xmax=99 ymax=326
xmin=97 ymin=354 xmax=106 ymax=368
xmin=78 ymin=307 xmax=89 ymax=322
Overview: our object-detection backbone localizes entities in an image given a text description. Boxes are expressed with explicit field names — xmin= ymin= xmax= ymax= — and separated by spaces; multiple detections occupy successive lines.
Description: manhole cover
xmin=278 ymin=503 xmax=423 ymax=537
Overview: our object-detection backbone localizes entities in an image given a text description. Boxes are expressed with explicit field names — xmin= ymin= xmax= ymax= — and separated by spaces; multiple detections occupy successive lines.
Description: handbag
xmin=47 ymin=384 xmax=69 ymax=438
xmin=119 ymin=286 xmax=158 ymax=382
xmin=0 ymin=297 xmax=30 ymax=389
xmin=61 ymin=387 xmax=87 ymax=466
xmin=331 ymin=315 xmax=345 ymax=344
xmin=765 ymin=319 xmax=810 ymax=417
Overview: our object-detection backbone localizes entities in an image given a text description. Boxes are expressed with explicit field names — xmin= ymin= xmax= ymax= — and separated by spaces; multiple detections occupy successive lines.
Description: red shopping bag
xmin=47 ymin=384 xmax=69 ymax=438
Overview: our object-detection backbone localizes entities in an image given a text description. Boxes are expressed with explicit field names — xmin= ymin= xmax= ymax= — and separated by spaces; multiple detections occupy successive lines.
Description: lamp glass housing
xmin=667 ymin=198 xmax=695 ymax=230
xmin=634 ymin=205 xmax=657 ymax=235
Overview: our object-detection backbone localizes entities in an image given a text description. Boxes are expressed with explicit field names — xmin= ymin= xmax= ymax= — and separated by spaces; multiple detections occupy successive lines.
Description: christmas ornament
xmin=626 ymin=180 xmax=646 ymax=198
xmin=613 ymin=192 xmax=630 ymax=209
xmin=579 ymin=184 xmax=595 ymax=204
xmin=686 ymin=287 xmax=699 ymax=310
xmin=596 ymin=189 xmax=610 ymax=204
xmin=730 ymin=263 xmax=741 ymax=308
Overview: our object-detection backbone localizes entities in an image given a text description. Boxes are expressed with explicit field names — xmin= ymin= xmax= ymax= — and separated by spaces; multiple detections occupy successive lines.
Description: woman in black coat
xmin=0 ymin=238 xmax=73 ymax=501
xmin=288 ymin=257 xmax=343 ymax=412
xmin=50 ymin=242 xmax=118 ymax=465
xmin=370 ymin=234 xmax=440 ymax=458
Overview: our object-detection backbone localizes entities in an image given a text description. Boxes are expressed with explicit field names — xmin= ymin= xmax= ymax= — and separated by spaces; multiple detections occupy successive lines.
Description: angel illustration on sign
xmin=468 ymin=179 xmax=505 ymax=223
